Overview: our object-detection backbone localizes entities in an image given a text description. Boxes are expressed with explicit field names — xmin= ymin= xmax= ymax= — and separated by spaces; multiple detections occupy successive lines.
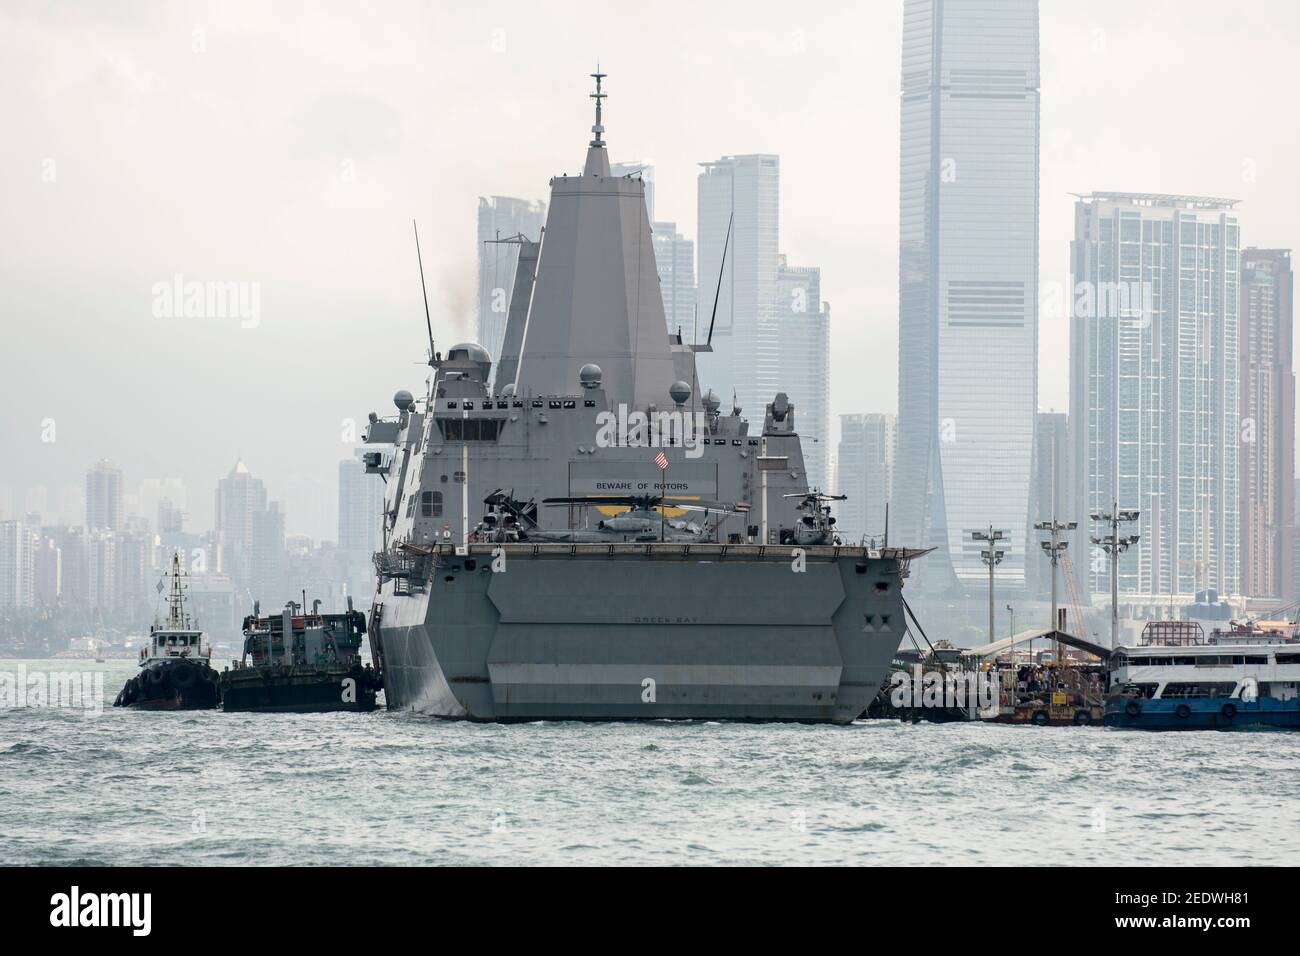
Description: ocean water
xmin=2 ymin=658 xmax=1297 ymax=866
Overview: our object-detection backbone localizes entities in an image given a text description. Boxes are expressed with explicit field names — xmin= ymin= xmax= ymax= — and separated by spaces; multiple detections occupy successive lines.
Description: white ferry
xmin=1104 ymin=621 xmax=1300 ymax=730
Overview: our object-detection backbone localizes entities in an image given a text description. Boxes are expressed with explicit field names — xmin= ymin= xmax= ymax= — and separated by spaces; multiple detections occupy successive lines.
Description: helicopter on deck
xmin=472 ymin=488 xmax=539 ymax=542
xmin=540 ymin=494 xmax=741 ymax=543
xmin=780 ymin=490 xmax=846 ymax=546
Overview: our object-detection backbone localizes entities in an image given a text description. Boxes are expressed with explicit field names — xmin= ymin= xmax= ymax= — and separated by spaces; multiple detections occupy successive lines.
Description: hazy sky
xmin=3 ymin=0 xmax=1298 ymax=540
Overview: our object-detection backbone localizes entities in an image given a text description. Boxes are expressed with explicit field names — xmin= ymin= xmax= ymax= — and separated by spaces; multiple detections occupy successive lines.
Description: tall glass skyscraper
xmin=651 ymin=221 xmax=696 ymax=336
xmin=1240 ymin=248 xmax=1294 ymax=600
xmin=777 ymin=258 xmax=831 ymax=491
xmin=338 ymin=453 xmax=384 ymax=553
xmin=895 ymin=0 xmax=1040 ymax=593
xmin=476 ymin=196 xmax=546 ymax=367
xmin=84 ymin=459 xmax=123 ymax=531
xmin=696 ymin=154 xmax=780 ymax=421
xmin=836 ymin=413 xmax=896 ymax=546
xmin=1069 ymin=193 xmax=1242 ymax=601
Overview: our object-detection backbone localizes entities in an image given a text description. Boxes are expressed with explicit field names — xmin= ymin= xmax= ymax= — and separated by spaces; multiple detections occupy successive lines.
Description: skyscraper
xmin=611 ymin=160 xmax=655 ymax=222
xmin=696 ymin=154 xmax=780 ymax=420
xmin=1070 ymin=192 xmax=1242 ymax=600
xmin=338 ymin=454 xmax=384 ymax=553
xmin=476 ymin=196 xmax=546 ymax=368
xmin=1294 ymin=479 xmax=1300 ymax=600
xmin=777 ymin=258 xmax=831 ymax=491
xmin=32 ymin=535 xmax=61 ymax=607
xmin=250 ymin=500 xmax=285 ymax=602
xmin=215 ymin=459 xmax=273 ymax=592
xmin=338 ymin=453 xmax=384 ymax=604
xmin=652 ymin=221 xmax=696 ymax=336
xmin=895 ymin=0 xmax=1040 ymax=594
xmin=85 ymin=459 xmax=123 ymax=531
xmin=84 ymin=529 xmax=117 ymax=611
xmin=836 ymin=414 xmax=896 ymax=546
xmin=0 ymin=519 xmax=36 ymax=608
xmin=1240 ymin=248 xmax=1294 ymax=600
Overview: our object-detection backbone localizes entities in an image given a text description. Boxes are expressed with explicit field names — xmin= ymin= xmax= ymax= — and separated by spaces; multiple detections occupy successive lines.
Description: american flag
xmin=653 ymin=450 xmax=669 ymax=470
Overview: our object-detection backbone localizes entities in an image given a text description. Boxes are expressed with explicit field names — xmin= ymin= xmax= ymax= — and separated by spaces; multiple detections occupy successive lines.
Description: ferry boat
xmin=113 ymin=552 xmax=220 ymax=710
xmin=1104 ymin=620 xmax=1300 ymax=730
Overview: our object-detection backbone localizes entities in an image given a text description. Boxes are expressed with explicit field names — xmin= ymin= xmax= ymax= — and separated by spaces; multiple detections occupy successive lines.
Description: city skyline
xmin=2 ymin=2 xmax=1299 ymax=551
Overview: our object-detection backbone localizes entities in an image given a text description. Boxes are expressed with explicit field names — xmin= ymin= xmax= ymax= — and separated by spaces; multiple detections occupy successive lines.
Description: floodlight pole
xmin=972 ymin=526 xmax=1006 ymax=647
xmin=1090 ymin=500 xmax=1140 ymax=649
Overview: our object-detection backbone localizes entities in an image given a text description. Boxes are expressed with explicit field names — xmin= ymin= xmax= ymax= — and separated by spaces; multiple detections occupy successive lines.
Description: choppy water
xmin=2 ymin=658 xmax=1297 ymax=866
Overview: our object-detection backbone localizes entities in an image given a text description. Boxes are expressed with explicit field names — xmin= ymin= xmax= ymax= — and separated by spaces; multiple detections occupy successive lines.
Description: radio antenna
xmin=705 ymin=210 xmax=733 ymax=348
xmin=413 ymin=219 xmax=436 ymax=366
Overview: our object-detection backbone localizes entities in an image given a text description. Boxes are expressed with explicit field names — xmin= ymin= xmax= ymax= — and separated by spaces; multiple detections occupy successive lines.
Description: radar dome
xmin=500 ymin=383 xmax=517 ymax=398
xmin=702 ymin=389 xmax=721 ymax=415
xmin=669 ymin=381 xmax=691 ymax=406
xmin=579 ymin=363 xmax=603 ymax=389
xmin=393 ymin=389 xmax=415 ymax=411
xmin=447 ymin=342 xmax=492 ymax=365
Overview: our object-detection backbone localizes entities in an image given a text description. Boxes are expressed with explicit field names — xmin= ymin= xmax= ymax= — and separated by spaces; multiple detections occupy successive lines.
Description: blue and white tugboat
xmin=1104 ymin=620 xmax=1300 ymax=730
xmin=113 ymin=552 xmax=220 ymax=710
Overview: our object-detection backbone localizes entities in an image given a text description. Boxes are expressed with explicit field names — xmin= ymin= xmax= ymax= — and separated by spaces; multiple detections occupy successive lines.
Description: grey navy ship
xmin=361 ymin=70 xmax=927 ymax=723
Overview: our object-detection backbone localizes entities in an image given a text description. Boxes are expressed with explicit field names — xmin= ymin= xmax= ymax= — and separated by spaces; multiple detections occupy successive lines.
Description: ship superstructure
xmin=361 ymin=71 xmax=926 ymax=723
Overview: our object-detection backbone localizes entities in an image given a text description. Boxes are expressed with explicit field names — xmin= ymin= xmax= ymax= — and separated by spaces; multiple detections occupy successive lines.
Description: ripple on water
xmin=2 ymin=659 xmax=1298 ymax=865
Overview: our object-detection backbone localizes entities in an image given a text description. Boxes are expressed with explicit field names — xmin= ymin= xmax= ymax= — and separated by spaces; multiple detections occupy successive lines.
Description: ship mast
xmin=166 ymin=550 xmax=190 ymax=629
xmin=589 ymin=64 xmax=606 ymax=148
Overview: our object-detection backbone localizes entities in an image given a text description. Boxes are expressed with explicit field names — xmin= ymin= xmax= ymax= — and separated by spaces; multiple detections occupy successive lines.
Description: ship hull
xmin=371 ymin=544 xmax=911 ymax=725
xmin=1104 ymin=696 xmax=1300 ymax=730
xmin=114 ymin=659 xmax=220 ymax=710
xmin=220 ymin=667 xmax=379 ymax=713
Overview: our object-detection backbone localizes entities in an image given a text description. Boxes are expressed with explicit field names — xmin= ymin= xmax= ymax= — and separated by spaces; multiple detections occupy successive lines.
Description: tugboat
xmin=220 ymin=598 xmax=379 ymax=713
xmin=113 ymin=552 xmax=220 ymax=710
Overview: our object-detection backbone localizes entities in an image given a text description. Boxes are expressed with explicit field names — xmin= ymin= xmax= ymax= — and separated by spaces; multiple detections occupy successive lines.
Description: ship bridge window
xmin=438 ymin=418 xmax=502 ymax=441
xmin=532 ymin=399 xmax=544 ymax=408
xmin=421 ymin=491 xmax=443 ymax=518
xmin=1275 ymin=653 xmax=1300 ymax=664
